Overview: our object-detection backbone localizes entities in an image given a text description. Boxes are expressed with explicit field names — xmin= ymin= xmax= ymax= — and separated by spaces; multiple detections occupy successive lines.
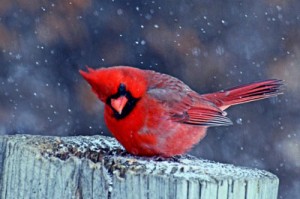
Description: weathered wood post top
xmin=0 ymin=135 xmax=279 ymax=199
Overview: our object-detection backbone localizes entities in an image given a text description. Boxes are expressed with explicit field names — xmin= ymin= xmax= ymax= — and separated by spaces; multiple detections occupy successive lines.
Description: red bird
xmin=79 ymin=66 xmax=282 ymax=157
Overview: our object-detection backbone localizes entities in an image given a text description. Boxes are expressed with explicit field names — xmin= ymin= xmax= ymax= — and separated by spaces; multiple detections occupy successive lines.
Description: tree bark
xmin=0 ymin=135 xmax=279 ymax=199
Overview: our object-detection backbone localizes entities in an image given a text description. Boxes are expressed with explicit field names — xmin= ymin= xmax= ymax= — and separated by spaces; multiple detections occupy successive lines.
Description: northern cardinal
xmin=79 ymin=66 xmax=282 ymax=157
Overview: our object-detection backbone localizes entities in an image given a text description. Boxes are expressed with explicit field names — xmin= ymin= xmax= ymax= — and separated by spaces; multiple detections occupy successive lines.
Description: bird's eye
xmin=118 ymin=83 xmax=126 ymax=95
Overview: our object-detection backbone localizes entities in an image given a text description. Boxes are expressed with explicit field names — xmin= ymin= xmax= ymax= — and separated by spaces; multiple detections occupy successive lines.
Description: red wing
xmin=146 ymin=70 xmax=233 ymax=127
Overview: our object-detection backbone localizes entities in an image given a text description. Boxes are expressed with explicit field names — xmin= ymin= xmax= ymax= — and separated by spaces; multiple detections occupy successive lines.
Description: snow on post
xmin=0 ymin=135 xmax=279 ymax=199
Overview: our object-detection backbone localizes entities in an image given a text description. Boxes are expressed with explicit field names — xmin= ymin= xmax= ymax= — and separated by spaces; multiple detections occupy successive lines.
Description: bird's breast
xmin=104 ymin=97 xmax=159 ymax=155
xmin=104 ymin=96 xmax=208 ymax=157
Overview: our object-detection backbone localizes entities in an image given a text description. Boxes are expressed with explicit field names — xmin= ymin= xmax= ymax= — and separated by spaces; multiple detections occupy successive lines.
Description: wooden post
xmin=0 ymin=135 xmax=279 ymax=199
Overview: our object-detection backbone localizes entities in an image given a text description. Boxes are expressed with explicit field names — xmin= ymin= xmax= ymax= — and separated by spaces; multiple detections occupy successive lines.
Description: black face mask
xmin=106 ymin=83 xmax=140 ymax=119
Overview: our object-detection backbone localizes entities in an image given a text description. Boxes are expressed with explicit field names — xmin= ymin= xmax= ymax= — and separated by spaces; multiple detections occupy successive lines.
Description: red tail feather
xmin=202 ymin=79 xmax=283 ymax=110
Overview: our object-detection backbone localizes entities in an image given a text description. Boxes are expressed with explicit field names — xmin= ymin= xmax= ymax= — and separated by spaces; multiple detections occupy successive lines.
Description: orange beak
xmin=111 ymin=96 xmax=128 ymax=115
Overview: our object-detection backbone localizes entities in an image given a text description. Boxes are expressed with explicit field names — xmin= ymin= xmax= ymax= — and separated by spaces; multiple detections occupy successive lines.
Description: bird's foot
xmin=152 ymin=155 xmax=183 ymax=162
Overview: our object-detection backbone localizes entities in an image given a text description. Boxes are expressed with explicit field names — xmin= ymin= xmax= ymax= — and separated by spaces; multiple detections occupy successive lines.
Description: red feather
xmin=80 ymin=66 xmax=283 ymax=157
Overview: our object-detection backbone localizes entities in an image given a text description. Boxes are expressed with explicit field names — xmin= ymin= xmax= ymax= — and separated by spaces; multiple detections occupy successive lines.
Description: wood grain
xmin=0 ymin=135 xmax=279 ymax=199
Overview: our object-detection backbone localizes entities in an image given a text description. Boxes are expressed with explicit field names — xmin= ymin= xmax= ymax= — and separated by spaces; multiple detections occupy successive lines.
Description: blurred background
xmin=0 ymin=0 xmax=299 ymax=198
